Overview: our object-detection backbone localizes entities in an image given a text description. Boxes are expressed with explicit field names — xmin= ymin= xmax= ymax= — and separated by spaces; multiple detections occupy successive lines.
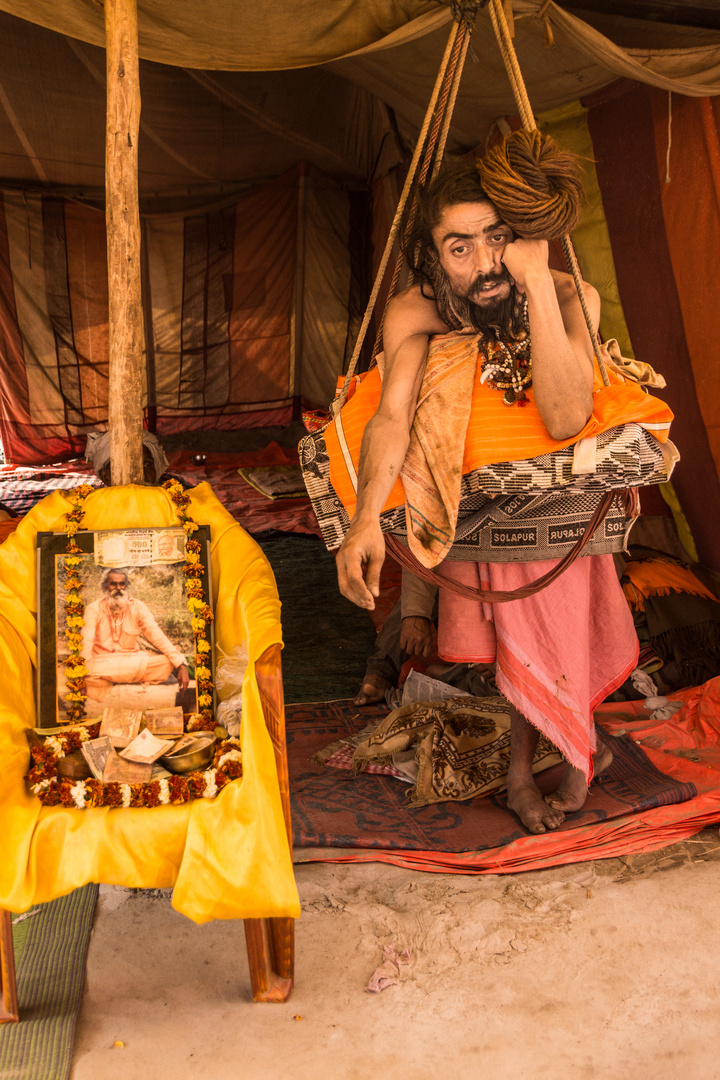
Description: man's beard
xmin=423 ymin=250 xmax=524 ymax=338
xmin=107 ymin=592 xmax=128 ymax=613
xmin=465 ymin=274 xmax=519 ymax=335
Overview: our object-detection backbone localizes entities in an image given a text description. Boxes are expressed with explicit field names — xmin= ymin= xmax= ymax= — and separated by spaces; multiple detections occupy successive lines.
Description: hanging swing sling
xmin=298 ymin=0 xmax=677 ymax=604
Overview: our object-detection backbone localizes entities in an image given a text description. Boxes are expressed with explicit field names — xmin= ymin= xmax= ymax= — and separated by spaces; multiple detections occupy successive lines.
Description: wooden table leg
xmin=252 ymin=644 xmax=296 ymax=1002
xmin=244 ymin=918 xmax=293 ymax=1003
xmin=0 ymin=910 xmax=19 ymax=1023
xmin=269 ymin=917 xmax=294 ymax=982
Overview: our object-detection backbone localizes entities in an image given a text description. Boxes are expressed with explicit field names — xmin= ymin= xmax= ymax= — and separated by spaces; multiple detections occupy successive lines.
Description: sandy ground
xmin=70 ymin=830 xmax=720 ymax=1080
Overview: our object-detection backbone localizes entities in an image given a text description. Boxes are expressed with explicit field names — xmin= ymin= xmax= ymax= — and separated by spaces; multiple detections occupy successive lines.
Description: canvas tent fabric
xmin=0 ymin=166 xmax=356 ymax=463
xmin=0 ymin=1 xmax=719 ymax=567
xmin=1 ymin=0 xmax=720 ymax=92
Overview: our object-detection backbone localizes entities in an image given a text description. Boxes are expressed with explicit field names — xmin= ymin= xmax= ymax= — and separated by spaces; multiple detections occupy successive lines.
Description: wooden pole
xmin=105 ymin=0 xmax=144 ymax=485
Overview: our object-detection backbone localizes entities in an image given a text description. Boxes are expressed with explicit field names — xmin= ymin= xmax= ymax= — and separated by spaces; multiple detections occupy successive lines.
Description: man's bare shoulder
xmin=550 ymin=269 xmax=599 ymax=312
xmin=385 ymin=284 xmax=446 ymax=339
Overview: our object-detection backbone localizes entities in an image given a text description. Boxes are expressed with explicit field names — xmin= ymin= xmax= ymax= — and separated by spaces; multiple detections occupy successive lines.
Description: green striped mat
xmin=257 ymin=533 xmax=376 ymax=702
xmin=0 ymin=885 xmax=98 ymax=1080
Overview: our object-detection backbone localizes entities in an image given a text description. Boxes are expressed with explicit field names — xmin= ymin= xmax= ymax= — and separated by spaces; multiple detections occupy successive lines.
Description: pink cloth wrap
xmin=437 ymin=554 xmax=639 ymax=782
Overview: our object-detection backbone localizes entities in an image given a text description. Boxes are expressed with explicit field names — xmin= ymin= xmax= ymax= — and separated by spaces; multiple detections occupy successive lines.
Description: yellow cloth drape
xmin=0 ymin=483 xmax=300 ymax=923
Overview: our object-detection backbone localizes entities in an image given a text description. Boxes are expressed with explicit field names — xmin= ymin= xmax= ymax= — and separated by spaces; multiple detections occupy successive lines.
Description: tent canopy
xmin=0 ymin=2 xmax=719 ymax=200
xmin=0 ymin=1 xmax=719 ymax=567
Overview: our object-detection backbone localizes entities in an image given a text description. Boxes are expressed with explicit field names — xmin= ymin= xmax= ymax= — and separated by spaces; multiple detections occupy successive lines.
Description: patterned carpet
xmin=286 ymin=700 xmax=697 ymax=853
xmin=0 ymin=886 xmax=98 ymax=1080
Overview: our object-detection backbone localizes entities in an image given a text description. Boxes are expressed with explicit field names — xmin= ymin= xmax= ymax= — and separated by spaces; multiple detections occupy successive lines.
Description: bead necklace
xmin=109 ymin=609 xmax=125 ymax=644
xmin=478 ymin=295 xmax=532 ymax=406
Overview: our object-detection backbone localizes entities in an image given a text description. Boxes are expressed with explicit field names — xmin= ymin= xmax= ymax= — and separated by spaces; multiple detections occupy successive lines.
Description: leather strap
xmin=384 ymin=490 xmax=617 ymax=603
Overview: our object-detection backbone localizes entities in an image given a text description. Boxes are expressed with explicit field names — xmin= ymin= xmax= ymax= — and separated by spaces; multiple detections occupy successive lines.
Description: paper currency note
xmin=102 ymin=750 xmax=152 ymax=784
xmin=152 ymin=529 xmax=186 ymax=564
xmin=151 ymin=763 xmax=173 ymax=780
xmin=144 ymin=706 xmax=184 ymax=735
xmin=94 ymin=527 xmax=186 ymax=567
xmin=81 ymin=736 xmax=115 ymax=780
xmin=99 ymin=707 xmax=143 ymax=748
xmin=119 ymin=728 xmax=170 ymax=764
xmin=165 ymin=733 xmax=204 ymax=756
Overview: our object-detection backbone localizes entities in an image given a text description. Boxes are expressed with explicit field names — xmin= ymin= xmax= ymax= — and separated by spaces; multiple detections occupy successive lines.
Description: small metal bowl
xmin=160 ymin=734 xmax=216 ymax=775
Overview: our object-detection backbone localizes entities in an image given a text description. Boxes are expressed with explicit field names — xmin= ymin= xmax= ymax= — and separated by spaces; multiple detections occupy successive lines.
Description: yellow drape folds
xmin=0 ymin=483 xmax=300 ymax=923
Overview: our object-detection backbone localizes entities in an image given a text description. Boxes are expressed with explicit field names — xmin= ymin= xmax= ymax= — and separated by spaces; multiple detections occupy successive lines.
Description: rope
xmin=560 ymin=234 xmax=605 ymax=375
xmin=330 ymin=17 xmax=465 ymax=416
xmin=488 ymin=0 xmax=534 ymax=132
xmin=487 ymin=0 xmax=610 ymax=386
xmin=433 ymin=29 xmax=472 ymax=181
xmin=373 ymin=21 xmax=470 ymax=353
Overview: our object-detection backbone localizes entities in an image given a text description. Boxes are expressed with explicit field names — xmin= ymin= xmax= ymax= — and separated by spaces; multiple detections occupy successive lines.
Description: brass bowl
xmin=160 ymin=734 xmax=216 ymax=775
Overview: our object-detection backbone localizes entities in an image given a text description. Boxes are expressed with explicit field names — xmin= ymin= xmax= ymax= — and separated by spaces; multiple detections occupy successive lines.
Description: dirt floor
xmin=70 ymin=829 xmax=720 ymax=1080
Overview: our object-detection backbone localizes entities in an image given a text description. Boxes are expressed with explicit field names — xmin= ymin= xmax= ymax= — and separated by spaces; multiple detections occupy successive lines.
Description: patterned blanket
xmin=349 ymin=696 xmax=562 ymax=808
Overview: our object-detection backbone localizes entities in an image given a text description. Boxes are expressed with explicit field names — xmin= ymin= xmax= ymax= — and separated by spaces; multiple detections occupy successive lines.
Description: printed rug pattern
xmin=287 ymin=701 xmax=697 ymax=854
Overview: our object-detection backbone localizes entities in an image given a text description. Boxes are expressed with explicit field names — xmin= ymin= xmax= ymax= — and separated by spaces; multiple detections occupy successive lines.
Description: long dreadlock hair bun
xmin=476 ymin=129 xmax=583 ymax=240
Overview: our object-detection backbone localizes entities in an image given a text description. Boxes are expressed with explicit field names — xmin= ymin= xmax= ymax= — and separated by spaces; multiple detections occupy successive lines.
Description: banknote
xmin=94 ymin=527 xmax=186 ymax=567
xmin=119 ymin=728 xmax=170 ymax=764
xmin=80 ymin=736 xmax=115 ymax=780
xmin=151 ymin=763 xmax=173 ymax=780
xmin=144 ymin=706 xmax=184 ymax=735
xmin=102 ymin=750 xmax=152 ymax=784
xmin=99 ymin=707 xmax=143 ymax=748
xmin=164 ymin=733 xmax=202 ymax=756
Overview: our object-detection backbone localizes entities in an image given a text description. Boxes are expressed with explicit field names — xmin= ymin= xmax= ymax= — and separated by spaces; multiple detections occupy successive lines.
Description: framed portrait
xmin=36 ymin=525 xmax=214 ymax=731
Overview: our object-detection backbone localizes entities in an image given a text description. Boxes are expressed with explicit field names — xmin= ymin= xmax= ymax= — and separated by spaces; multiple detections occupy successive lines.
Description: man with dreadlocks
xmin=336 ymin=131 xmax=641 ymax=834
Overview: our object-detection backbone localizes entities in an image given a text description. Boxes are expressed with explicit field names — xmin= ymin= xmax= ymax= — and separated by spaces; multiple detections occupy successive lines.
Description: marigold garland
xmin=25 ymin=722 xmax=243 ymax=809
xmin=63 ymin=485 xmax=95 ymax=724
xmin=163 ymin=479 xmax=216 ymax=734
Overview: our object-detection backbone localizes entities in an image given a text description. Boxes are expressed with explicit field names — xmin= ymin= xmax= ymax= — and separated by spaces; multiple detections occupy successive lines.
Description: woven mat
xmin=0 ymin=885 xmax=98 ymax=1080
xmin=287 ymin=700 xmax=697 ymax=856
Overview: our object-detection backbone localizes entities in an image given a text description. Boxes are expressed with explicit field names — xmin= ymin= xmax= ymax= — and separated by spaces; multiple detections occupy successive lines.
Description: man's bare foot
xmin=507 ymin=779 xmax=565 ymax=834
xmin=353 ymin=673 xmax=391 ymax=706
xmin=544 ymin=741 xmax=614 ymax=813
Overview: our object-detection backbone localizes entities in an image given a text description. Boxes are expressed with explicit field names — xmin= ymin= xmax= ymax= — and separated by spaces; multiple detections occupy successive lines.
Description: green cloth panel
xmin=257 ymin=533 xmax=376 ymax=702
xmin=0 ymin=885 xmax=98 ymax=1080
xmin=537 ymin=99 xmax=634 ymax=357
xmin=583 ymin=80 xmax=720 ymax=574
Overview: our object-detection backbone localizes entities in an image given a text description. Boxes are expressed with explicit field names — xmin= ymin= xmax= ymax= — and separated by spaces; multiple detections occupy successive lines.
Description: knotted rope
xmin=330 ymin=15 xmax=472 ymax=417
xmin=485 ymin=0 xmax=609 ymax=385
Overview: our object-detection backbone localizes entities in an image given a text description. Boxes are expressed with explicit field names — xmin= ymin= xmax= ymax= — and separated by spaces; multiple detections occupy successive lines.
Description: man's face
xmin=431 ymin=200 xmax=514 ymax=308
xmin=106 ymin=573 xmax=127 ymax=598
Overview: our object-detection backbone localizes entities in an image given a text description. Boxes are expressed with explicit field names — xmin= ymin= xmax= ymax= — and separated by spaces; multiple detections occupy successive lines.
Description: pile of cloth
xmin=621 ymin=550 xmax=720 ymax=692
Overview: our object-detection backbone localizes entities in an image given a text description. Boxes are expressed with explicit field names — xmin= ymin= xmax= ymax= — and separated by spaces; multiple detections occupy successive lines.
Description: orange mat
xmin=293 ymin=678 xmax=720 ymax=874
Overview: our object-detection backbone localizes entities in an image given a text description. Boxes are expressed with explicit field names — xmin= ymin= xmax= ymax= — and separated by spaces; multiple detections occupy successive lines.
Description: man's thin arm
xmin=336 ymin=288 xmax=443 ymax=609
xmin=527 ymin=270 xmax=598 ymax=440
xmin=503 ymin=242 xmax=597 ymax=440
xmin=135 ymin=600 xmax=186 ymax=668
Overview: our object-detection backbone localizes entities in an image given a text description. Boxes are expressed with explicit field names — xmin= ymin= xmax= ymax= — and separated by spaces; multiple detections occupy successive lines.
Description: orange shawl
xmin=327 ymin=332 xmax=674 ymax=564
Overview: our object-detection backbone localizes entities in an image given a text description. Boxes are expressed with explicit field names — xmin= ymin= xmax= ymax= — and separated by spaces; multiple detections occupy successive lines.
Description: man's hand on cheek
xmin=500 ymin=237 xmax=550 ymax=292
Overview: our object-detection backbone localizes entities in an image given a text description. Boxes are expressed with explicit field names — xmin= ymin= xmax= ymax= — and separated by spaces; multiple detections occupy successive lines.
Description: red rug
xmin=288 ymin=679 xmax=720 ymax=874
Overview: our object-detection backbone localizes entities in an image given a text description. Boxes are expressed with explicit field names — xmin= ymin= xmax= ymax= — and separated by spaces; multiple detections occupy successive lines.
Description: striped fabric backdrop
xmin=0 ymin=167 xmax=353 ymax=466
